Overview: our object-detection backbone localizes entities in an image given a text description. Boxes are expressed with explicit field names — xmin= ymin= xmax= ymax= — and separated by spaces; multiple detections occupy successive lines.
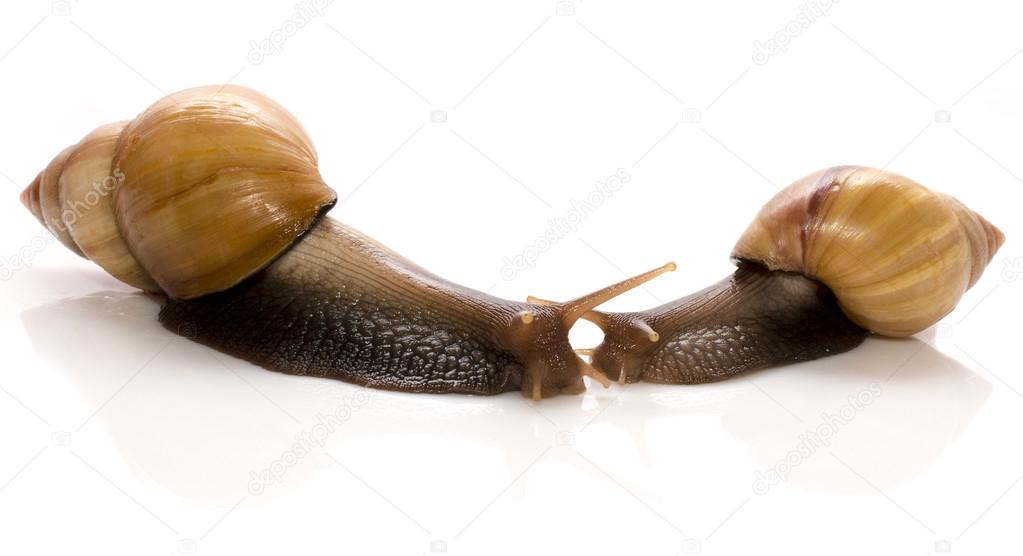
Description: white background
xmin=1 ymin=1 xmax=1021 ymax=555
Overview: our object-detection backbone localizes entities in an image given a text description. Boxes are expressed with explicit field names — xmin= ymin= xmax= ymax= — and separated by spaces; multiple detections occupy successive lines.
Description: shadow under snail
xmin=20 ymin=86 xmax=1005 ymax=399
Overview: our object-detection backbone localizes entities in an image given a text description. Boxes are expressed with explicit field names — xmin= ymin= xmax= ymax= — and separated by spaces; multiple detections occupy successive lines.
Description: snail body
xmin=577 ymin=166 xmax=1004 ymax=384
xmin=160 ymin=218 xmax=672 ymax=397
xmin=21 ymin=85 xmax=672 ymax=400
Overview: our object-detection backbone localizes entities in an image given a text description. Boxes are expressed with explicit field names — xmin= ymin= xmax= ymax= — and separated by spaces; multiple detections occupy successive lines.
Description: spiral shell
xmin=20 ymin=85 xmax=337 ymax=299
xmin=731 ymin=166 xmax=1004 ymax=337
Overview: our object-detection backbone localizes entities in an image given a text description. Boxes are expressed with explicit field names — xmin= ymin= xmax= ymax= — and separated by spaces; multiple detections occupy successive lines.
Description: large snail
xmin=20 ymin=85 xmax=676 ymax=400
xmin=542 ymin=166 xmax=1004 ymax=384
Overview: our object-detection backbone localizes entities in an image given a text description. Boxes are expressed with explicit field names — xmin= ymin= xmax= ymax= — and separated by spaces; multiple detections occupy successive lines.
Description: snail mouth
xmin=512 ymin=262 xmax=676 ymax=400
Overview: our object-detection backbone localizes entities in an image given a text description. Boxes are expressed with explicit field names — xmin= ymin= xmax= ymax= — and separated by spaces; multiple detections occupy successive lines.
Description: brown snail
xmin=20 ymin=85 xmax=676 ymax=400
xmin=534 ymin=166 xmax=1005 ymax=384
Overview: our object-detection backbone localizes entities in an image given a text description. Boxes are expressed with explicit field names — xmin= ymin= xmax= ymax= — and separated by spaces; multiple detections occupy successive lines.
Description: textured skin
xmin=159 ymin=218 xmax=584 ymax=396
xmin=590 ymin=262 xmax=869 ymax=384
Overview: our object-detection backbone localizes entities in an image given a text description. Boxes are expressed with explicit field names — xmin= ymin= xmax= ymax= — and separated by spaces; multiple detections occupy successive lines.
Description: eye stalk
xmin=507 ymin=262 xmax=676 ymax=400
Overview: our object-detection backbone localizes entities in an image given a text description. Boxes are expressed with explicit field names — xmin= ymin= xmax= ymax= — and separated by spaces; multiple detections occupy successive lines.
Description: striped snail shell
xmin=20 ymin=85 xmax=336 ymax=299
xmin=731 ymin=165 xmax=1005 ymax=337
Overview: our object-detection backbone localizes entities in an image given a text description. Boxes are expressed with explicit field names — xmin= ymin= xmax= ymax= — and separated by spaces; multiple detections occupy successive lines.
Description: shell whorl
xmin=20 ymin=85 xmax=337 ymax=299
xmin=731 ymin=166 xmax=1005 ymax=337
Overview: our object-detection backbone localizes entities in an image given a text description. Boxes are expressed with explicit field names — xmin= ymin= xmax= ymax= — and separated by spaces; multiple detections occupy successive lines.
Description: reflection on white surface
xmin=20 ymin=291 xmax=992 ymax=505
xmin=7 ymin=270 xmax=1017 ymax=556
xmin=3 ymin=257 xmax=1019 ymax=556
xmin=654 ymin=338 xmax=990 ymax=493
xmin=21 ymin=292 xmax=528 ymax=504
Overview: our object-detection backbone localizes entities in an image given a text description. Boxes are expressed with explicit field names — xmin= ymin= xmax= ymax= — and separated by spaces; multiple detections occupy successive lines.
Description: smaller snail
xmin=20 ymin=85 xmax=676 ymax=400
xmin=535 ymin=166 xmax=1005 ymax=384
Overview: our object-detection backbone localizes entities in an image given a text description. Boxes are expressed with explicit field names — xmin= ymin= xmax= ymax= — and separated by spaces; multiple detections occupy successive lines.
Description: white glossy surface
xmin=2 ymin=1 xmax=1022 ymax=555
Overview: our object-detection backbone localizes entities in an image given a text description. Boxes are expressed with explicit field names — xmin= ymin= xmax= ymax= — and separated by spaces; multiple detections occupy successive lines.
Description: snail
xmin=533 ymin=166 xmax=1005 ymax=384
xmin=19 ymin=84 xmax=677 ymax=400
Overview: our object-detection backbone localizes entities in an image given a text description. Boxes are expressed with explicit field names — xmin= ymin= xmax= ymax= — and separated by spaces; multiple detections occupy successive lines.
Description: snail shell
xmin=732 ymin=166 xmax=1004 ymax=337
xmin=20 ymin=85 xmax=336 ymax=299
